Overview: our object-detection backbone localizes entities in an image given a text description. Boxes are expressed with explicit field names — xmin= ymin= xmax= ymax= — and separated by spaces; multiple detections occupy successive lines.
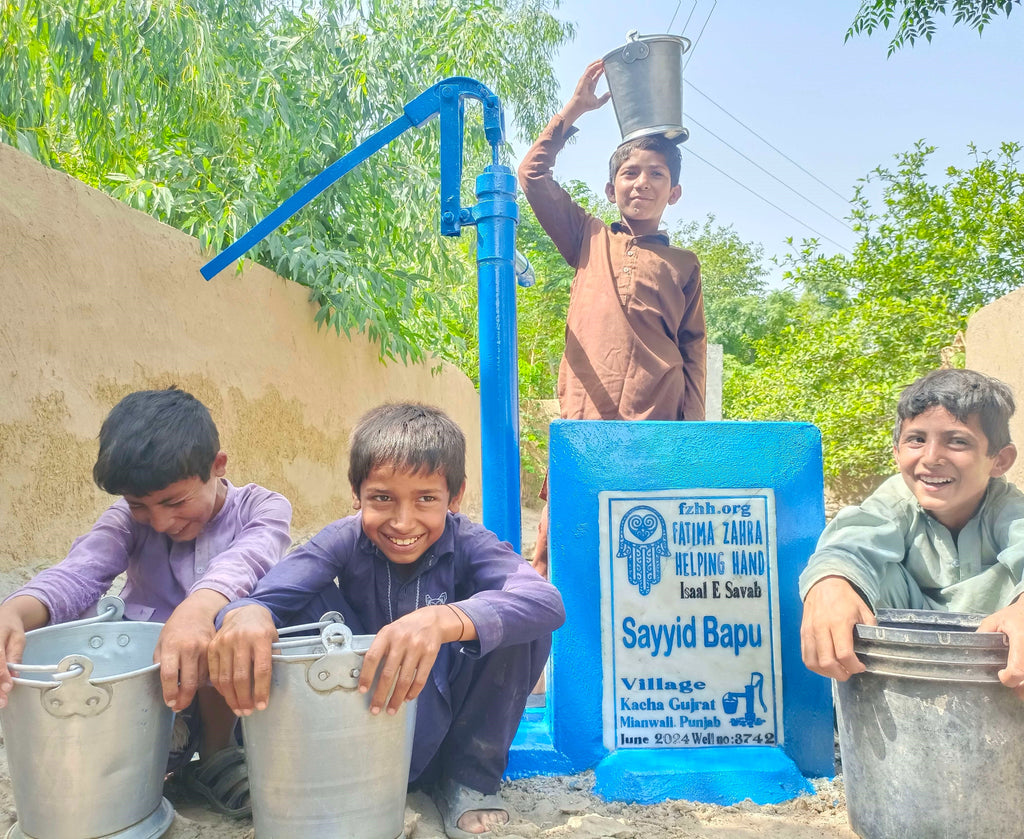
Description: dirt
xmin=0 ymin=738 xmax=857 ymax=839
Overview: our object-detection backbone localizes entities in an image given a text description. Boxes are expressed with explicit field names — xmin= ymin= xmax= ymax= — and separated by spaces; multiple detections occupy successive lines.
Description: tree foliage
xmin=849 ymin=0 xmax=1020 ymax=54
xmin=726 ymin=142 xmax=1024 ymax=478
xmin=0 ymin=0 xmax=572 ymax=363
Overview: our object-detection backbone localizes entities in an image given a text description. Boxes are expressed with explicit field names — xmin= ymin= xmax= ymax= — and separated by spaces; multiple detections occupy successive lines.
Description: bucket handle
xmin=271 ymin=613 xmax=364 ymax=693
xmin=6 ymin=596 xmax=125 ymax=683
xmin=38 ymin=654 xmax=113 ymax=718
xmin=620 ymin=29 xmax=692 ymax=64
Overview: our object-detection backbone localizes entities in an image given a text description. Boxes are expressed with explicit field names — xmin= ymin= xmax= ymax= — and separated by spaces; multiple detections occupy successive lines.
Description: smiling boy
xmin=208 ymin=403 xmax=565 ymax=838
xmin=0 ymin=387 xmax=292 ymax=815
xmin=518 ymin=59 xmax=707 ymax=575
xmin=799 ymin=369 xmax=1024 ymax=694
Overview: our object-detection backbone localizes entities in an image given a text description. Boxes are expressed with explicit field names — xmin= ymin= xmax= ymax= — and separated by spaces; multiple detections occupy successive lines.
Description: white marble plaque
xmin=599 ymin=489 xmax=783 ymax=750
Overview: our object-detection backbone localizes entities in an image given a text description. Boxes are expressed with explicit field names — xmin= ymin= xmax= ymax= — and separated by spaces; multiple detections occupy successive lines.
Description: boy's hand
xmin=358 ymin=604 xmax=470 ymax=716
xmin=559 ymin=60 xmax=611 ymax=127
xmin=0 ymin=596 xmax=50 ymax=709
xmin=155 ymin=589 xmax=229 ymax=712
xmin=0 ymin=612 xmax=27 ymax=709
xmin=978 ymin=600 xmax=1024 ymax=699
xmin=800 ymin=576 xmax=875 ymax=681
xmin=207 ymin=604 xmax=278 ymax=715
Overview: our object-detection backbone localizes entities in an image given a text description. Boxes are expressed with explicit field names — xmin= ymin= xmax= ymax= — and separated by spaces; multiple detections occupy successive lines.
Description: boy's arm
xmin=0 ymin=595 xmax=51 ymax=708
xmin=518 ymin=60 xmax=610 ymax=268
xmin=800 ymin=576 xmax=876 ymax=681
xmin=977 ymin=497 xmax=1024 ymax=696
xmin=208 ymin=522 xmax=356 ymax=713
xmin=6 ymin=505 xmax=134 ymax=624
xmin=798 ymin=482 xmax=913 ymax=679
xmin=978 ymin=599 xmax=1024 ymax=697
xmin=357 ymin=603 xmax=472 ymax=716
xmin=446 ymin=520 xmax=566 ymax=657
xmin=677 ymin=260 xmax=707 ymax=420
xmin=157 ymin=487 xmax=291 ymax=711
xmin=189 ymin=486 xmax=292 ymax=602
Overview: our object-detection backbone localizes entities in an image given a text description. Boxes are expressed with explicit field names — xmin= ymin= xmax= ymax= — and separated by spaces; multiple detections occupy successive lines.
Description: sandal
xmin=183 ymin=745 xmax=251 ymax=818
xmin=431 ymin=776 xmax=509 ymax=839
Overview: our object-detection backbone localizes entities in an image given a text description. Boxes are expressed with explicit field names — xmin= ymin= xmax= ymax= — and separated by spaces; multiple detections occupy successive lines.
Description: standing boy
xmin=0 ymin=387 xmax=292 ymax=816
xmin=208 ymin=403 xmax=565 ymax=838
xmin=518 ymin=59 xmax=707 ymax=575
xmin=799 ymin=369 xmax=1024 ymax=694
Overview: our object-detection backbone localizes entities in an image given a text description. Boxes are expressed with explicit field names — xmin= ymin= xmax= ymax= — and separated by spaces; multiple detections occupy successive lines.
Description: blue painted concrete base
xmin=506 ymin=707 xmax=575 ymax=779
xmin=593 ymin=747 xmax=814 ymax=805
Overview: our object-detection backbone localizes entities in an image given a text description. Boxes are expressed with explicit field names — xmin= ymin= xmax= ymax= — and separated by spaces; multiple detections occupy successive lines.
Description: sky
xmin=508 ymin=1 xmax=1024 ymax=282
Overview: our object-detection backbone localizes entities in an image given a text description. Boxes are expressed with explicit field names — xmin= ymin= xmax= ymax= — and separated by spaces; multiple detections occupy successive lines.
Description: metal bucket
xmin=835 ymin=609 xmax=1024 ymax=839
xmin=0 ymin=597 xmax=174 ymax=839
xmin=602 ymin=30 xmax=691 ymax=144
xmin=241 ymin=615 xmax=416 ymax=839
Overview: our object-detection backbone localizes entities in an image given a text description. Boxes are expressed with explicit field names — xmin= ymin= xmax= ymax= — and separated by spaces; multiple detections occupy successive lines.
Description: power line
xmin=683 ymin=0 xmax=716 ymax=70
xmin=682 ymin=146 xmax=853 ymax=254
xmin=686 ymin=114 xmax=853 ymax=231
xmin=685 ymin=80 xmax=849 ymax=202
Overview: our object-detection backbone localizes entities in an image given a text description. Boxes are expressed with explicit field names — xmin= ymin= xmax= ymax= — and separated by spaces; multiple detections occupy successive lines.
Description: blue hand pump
xmin=200 ymin=78 xmax=524 ymax=550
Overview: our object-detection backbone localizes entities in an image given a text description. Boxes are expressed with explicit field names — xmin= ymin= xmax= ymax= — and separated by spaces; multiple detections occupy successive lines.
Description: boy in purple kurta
xmin=209 ymin=403 xmax=565 ymax=839
xmin=0 ymin=387 xmax=292 ymax=816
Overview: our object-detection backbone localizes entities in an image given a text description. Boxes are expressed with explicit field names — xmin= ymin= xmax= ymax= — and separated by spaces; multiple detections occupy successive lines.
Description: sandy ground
xmin=0 ymin=514 xmax=860 ymax=838
xmin=0 ymin=741 xmax=857 ymax=839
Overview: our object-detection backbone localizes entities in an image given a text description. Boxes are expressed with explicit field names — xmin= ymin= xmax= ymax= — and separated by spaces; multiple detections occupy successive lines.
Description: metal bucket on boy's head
xmin=0 ymin=596 xmax=175 ymax=839
xmin=241 ymin=614 xmax=416 ymax=839
xmin=602 ymin=30 xmax=691 ymax=144
xmin=835 ymin=609 xmax=1024 ymax=839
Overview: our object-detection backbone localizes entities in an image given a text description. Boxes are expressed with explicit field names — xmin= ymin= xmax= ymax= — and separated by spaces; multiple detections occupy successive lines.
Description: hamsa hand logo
xmin=617 ymin=505 xmax=669 ymax=595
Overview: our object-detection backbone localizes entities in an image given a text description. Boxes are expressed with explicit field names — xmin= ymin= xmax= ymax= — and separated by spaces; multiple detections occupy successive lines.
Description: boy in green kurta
xmin=799 ymin=369 xmax=1024 ymax=695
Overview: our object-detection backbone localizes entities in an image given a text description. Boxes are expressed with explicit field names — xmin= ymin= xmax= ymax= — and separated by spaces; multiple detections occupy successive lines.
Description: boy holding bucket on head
xmin=799 ymin=369 xmax=1024 ymax=694
xmin=517 ymin=59 xmax=707 ymax=577
xmin=0 ymin=387 xmax=292 ymax=816
xmin=208 ymin=403 xmax=565 ymax=838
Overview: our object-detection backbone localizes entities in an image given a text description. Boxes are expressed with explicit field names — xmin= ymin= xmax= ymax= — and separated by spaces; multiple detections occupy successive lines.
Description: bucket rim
xmin=602 ymin=32 xmax=691 ymax=62
xmin=854 ymin=622 xmax=1008 ymax=647
xmin=11 ymin=618 xmax=166 ymax=687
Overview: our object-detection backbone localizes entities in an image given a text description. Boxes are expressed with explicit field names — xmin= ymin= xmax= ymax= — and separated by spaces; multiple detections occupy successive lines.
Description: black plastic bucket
xmin=835 ymin=609 xmax=1024 ymax=839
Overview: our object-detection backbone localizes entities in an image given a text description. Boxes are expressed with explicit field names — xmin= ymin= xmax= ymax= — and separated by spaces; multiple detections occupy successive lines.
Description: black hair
xmin=93 ymin=387 xmax=220 ymax=496
xmin=348 ymin=403 xmax=465 ymax=498
xmin=894 ymin=369 xmax=1015 ymax=455
xmin=608 ymin=134 xmax=682 ymax=187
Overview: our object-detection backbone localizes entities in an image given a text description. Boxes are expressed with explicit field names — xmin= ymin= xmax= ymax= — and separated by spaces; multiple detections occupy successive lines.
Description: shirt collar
xmin=610 ymin=219 xmax=671 ymax=246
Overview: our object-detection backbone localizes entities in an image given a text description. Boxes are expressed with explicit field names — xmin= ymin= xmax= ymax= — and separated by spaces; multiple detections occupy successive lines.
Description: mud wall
xmin=967 ymin=287 xmax=1024 ymax=486
xmin=0 ymin=142 xmax=482 ymax=575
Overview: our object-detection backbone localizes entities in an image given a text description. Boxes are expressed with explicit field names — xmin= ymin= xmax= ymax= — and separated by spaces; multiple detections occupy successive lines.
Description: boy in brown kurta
xmin=518 ymin=59 xmax=707 ymax=575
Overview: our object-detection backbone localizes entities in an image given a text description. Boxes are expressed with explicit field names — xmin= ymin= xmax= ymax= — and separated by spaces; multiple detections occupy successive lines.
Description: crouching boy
xmin=0 ymin=387 xmax=292 ymax=816
xmin=800 ymin=369 xmax=1024 ymax=694
xmin=208 ymin=403 xmax=565 ymax=838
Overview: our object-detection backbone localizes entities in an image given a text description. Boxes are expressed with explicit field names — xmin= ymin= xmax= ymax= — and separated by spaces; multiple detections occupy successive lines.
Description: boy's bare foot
xmin=433 ymin=777 xmax=509 ymax=838
xmin=457 ymin=807 xmax=509 ymax=834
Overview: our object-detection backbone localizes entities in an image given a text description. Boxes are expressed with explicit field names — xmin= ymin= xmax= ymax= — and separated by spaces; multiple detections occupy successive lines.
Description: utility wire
xmin=686 ymin=114 xmax=853 ymax=230
xmin=683 ymin=0 xmax=716 ymax=69
xmin=682 ymin=146 xmax=853 ymax=254
xmin=685 ymin=81 xmax=848 ymax=202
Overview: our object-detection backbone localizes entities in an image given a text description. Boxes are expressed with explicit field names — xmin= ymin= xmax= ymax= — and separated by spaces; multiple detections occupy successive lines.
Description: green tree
xmin=674 ymin=217 xmax=795 ymax=365
xmin=849 ymin=0 xmax=1020 ymax=54
xmin=0 ymin=0 xmax=572 ymax=364
xmin=726 ymin=142 xmax=1024 ymax=479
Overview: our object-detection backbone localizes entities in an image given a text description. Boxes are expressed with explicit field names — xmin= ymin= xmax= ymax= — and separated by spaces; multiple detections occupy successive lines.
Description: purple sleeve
xmin=218 ymin=520 xmax=354 ymax=628
xmin=517 ymin=115 xmax=590 ymax=269
xmin=6 ymin=505 xmax=134 ymax=624
xmin=191 ymin=486 xmax=292 ymax=602
xmin=451 ymin=521 xmax=566 ymax=657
